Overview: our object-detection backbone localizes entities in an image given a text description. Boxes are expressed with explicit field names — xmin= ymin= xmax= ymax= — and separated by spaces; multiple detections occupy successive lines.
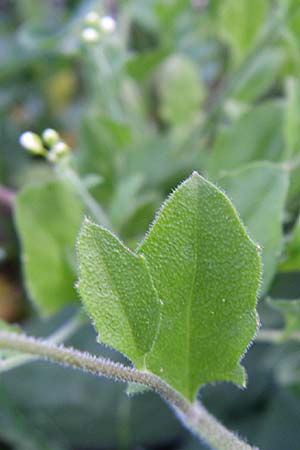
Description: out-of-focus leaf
xmin=14 ymin=180 xmax=83 ymax=315
xmin=157 ymin=54 xmax=205 ymax=127
xmin=279 ymin=217 xmax=300 ymax=272
xmin=126 ymin=48 xmax=170 ymax=81
xmin=231 ymin=49 xmax=284 ymax=102
xmin=268 ymin=298 xmax=300 ymax=337
xmin=219 ymin=162 xmax=289 ymax=292
xmin=284 ymin=77 xmax=300 ymax=158
xmin=219 ymin=0 xmax=268 ymax=64
xmin=209 ymin=101 xmax=285 ymax=178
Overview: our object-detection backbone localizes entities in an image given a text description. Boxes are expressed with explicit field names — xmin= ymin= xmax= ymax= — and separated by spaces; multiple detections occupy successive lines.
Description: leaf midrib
xmin=185 ymin=195 xmax=198 ymax=399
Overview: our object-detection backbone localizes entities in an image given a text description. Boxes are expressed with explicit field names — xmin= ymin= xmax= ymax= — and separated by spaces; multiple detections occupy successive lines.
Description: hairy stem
xmin=56 ymin=162 xmax=110 ymax=228
xmin=0 ymin=312 xmax=84 ymax=372
xmin=0 ymin=331 xmax=255 ymax=450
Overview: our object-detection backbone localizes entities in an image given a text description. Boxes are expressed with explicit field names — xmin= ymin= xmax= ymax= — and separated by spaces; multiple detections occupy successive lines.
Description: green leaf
xmin=208 ymin=101 xmax=284 ymax=178
xmin=157 ymin=54 xmax=205 ymax=127
xmin=219 ymin=162 xmax=289 ymax=292
xmin=137 ymin=172 xmax=261 ymax=400
xmin=219 ymin=0 xmax=268 ymax=64
xmin=267 ymin=298 xmax=300 ymax=337
xmin=14 ymin=180 xmax=83 ymax=315
xmin=77 ymin=220 xmax=160 ymax=369
xmin=231 ymin=49 xmax=283 ymax=103
xmin=77 ymin=173 xmax=261 ymax=401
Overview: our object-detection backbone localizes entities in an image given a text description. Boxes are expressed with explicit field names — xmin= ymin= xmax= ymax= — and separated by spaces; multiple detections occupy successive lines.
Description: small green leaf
xmin=137 ymin=172 xmax=261 ymax=401
xmin=14 ymin=180 xmax=83 ymax=315
xmin=219 ymin=162 xmax=289 ymax=292
xmin=77 ymin=220 xmax=160 ymax=368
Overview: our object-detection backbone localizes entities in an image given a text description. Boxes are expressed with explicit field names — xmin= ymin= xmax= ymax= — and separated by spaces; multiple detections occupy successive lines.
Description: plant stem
xmin=56 ymin=162 xmax=110 ymax=228
xmin=0 ymin=312 xmax=84 ymax=372
xmin=0 ymin=331 xmax=255 ymax=450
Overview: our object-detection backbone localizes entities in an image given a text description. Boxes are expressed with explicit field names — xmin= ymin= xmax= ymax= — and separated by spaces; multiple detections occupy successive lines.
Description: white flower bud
xmin=84 ymin=11 xmax=100 ymax=26
xmin=52 ymin=141 xmax=70 ymax=156
xmin=47 ymin=141 xmax=70 ymax=163
xmin=19 ymin=131 xmax=45 ymax=155
xmin=99 ymin=16 xmax=116 ymax=33
xmin=42 ymin=128 xmax=60 ymax=147
xmin=81 ymin=27 xmax=100 ymax=43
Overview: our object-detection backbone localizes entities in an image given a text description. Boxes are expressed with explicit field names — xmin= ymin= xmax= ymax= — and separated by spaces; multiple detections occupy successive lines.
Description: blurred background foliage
xmin=1 ymin=0 xmax=300 ymax=449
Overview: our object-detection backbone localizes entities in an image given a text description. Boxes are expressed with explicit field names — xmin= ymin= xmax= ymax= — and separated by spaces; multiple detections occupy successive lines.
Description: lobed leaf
xmin=77 ymin=173 xmax=261 ymax=401
xmin=137 ymin=172 xmax=261 ymax=400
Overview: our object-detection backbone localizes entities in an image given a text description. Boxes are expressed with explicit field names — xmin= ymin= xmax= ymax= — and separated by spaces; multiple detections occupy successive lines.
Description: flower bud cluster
xmin=19 ymin=129 xmax=70 ymax=162
xmin=81 ymin=10 xmax=116 ymax=44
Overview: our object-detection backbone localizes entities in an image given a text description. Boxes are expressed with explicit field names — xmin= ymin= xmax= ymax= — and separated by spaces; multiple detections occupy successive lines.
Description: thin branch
xmin=0 ymin=331 xmax=255 ymax=450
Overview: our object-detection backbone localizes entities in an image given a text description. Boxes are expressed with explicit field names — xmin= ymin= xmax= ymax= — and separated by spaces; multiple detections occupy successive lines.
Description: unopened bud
xmin=100 ymin=15 xmax=116 ymax=33
xmin=42 ymin=128 xmax=60 ymax=147
xmin=84 ymin=11 xmax=100 ymax=27
xmin=81 ymin=27 xmax=100 ymax=43
xmin=19 ymin=131 xmax=45 ymax=155
xmin=47 ymin=140 xmax=70 ymax=162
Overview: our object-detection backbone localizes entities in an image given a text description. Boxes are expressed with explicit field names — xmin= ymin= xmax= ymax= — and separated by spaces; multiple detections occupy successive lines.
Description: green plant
xmin=2 ymin=2 xmax=300 ymax=450
xmin=1 ymin=164 xmax=262 ymax=450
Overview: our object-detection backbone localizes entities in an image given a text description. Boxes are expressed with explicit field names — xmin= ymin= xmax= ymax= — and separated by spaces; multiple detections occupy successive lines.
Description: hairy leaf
xmin=77 ymin=173 xmax=261 ymax=401
xmin=137 ymin=172 xmax=261 ymax=400
xmin=77 ymin=220 xmax=160 ymax=368
xmin=14 ymin=180 xmax=83 ymax=315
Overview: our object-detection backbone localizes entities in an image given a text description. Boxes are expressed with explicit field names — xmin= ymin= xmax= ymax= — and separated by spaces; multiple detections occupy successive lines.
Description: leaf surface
xmin=14 ymin=180 xmax=83 ymax=315
xmin=137 ymin=172 xmax=261 ymax=400
xmin=77 ymin=220 xmax=160 ymax=368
